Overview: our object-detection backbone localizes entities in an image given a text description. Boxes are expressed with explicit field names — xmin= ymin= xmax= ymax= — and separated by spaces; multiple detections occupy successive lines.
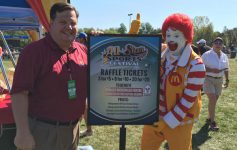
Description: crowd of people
xmin=0 ymin=46 xmax=19 ymax=60
xmin=0 ymin=2 xmax=231 ymax=150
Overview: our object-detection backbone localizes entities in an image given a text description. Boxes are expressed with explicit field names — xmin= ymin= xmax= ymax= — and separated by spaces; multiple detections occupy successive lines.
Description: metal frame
xmin=0 ymin=31 xmax=15 ymax=91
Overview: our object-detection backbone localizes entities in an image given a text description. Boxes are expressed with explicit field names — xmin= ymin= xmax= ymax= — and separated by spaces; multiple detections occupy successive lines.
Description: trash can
xmin=230 ymin=49 xmax=236 ymax=58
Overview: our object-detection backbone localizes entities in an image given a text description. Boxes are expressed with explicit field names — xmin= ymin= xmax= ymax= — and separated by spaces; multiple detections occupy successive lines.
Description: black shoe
xmin=80 ymin=130 xmax=93 ymax=138
xmin=210 ymin=121 xmax=219 ymax=131
xmin=206 ymin=118 xmax=211 ymax=125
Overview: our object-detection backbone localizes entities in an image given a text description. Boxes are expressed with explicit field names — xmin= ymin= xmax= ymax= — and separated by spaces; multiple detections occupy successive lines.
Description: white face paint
xmin=166 ymin=28 xmax=187 ymax=55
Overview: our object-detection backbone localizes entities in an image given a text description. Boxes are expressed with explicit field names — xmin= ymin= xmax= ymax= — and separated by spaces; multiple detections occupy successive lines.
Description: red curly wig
xmin=162 ymin=13 xmax=194 ymax=44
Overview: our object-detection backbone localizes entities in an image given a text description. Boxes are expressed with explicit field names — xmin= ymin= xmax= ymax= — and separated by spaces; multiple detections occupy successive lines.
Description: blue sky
xmin=71 ymin=0 xmax=236 ymax=32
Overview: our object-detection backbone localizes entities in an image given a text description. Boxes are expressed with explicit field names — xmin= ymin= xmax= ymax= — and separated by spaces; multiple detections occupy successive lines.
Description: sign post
xmin=119 ymin=124 xmax=126 ymax=150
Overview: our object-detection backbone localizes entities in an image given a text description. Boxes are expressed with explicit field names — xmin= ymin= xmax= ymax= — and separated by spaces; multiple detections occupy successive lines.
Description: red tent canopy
xmin=27 ymin=0 xmax=69 ymax=32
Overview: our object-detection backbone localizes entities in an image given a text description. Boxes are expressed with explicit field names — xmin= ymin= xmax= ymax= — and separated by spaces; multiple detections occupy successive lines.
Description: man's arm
xmin=205 ymin=66 xmax=224 ymax=73
xmin=223 ymin=55 xmax=230 ymax=88
xmin=224 ymin=70 xmax=229 ymax=88
xmin=11 ymin=91 xmax=35 ymax=149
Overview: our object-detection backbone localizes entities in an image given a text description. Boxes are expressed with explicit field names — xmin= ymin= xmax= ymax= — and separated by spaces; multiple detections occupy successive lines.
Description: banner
xmin=89 ymin=34 xmax=161 ymax=125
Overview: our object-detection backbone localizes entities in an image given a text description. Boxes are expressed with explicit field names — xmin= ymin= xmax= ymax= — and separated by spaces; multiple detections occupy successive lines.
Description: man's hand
xmin=223 ymin=79 xmax=229 ymax=88
xmin=153 ymin=119 xmax=167 ymax=133
xmin=128 ymin=13 xmax=141 ymax=34
xmin=11 ymin=91 xmax=34 ymax=149
xmin=14 ymin=131 xmax=35 ymax=150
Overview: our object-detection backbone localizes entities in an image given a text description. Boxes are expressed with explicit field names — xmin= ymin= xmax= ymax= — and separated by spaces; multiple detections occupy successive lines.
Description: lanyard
xmin=65 ymin=48 xmax=77 ymax=100
xmin=66 ymin=51 xmax=72 ymax=80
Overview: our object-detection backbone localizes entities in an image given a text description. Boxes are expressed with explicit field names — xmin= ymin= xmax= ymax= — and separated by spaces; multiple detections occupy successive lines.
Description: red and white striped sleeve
xmin=163 ymin=57 xmax=206 ymax=128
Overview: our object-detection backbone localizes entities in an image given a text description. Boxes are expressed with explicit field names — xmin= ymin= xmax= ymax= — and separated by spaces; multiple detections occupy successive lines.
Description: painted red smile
xmin=168 ymin=42 xmax=178 ymax=51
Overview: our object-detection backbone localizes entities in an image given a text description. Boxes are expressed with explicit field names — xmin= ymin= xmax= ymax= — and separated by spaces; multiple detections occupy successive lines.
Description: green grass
xmin=1 ymin=58 xmax=236 ymax=150
xmin=79 ymin=58 xmax=237 ymax=150
xmin=2 ymin=59 xmax=15 ymax=69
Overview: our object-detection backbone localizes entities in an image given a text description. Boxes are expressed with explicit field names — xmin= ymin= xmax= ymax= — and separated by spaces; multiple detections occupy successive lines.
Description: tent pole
xmin=0 ymin=56 xmax=11 ymax=91
xmin=0 ymin=30 xmax=16 ymax=68
xmin=39 ymin=24 xmax=43 ymax=39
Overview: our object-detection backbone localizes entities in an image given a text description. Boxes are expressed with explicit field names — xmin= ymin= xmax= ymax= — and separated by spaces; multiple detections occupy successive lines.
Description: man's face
xmin=198 ymin=43 xmax=205 ymax=47
xmin=78 ymin=38 xmax=87 ymax=45
xmin=50 ymin=10 xmax=78 ymax=47
xmin=212 ymin=40 xmax=223 ymax=51
xmin=166 ymin=28 xmax=186 ymax=53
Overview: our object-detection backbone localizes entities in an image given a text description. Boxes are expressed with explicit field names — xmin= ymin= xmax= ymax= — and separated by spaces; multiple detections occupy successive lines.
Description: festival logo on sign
xmin=102 ymin=44 xmax=148 ymax=66
xmin=168 ymin=72 xmax=182 ymax=86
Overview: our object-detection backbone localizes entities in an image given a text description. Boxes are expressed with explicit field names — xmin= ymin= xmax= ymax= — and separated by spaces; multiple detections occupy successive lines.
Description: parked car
xmin=230 ymin=47 xmax=237 ymax=58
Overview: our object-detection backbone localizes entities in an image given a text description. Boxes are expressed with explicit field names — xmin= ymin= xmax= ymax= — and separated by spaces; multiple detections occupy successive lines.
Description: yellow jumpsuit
xmin=141 ymin=51 xmax=202 ymax=150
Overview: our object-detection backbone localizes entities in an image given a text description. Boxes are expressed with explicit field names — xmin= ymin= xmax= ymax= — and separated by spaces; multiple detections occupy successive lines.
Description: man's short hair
xmin=50 ymin=2 xmax=79 ymax=20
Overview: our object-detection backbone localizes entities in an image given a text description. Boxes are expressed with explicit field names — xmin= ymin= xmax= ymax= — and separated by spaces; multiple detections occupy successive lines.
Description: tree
xmin=76 ymin=17 xmax=237 ymax=47
xmin=137 ymin=22 xmax=161 ymax=35
xmin=193 ymin=16 xmax=210 ymax=30
xmin=2 ymin=30 xmax=31 ymax=48
xmin=139 ymin=22 xmax=154 ymax=34
xmin=193 ymin=16 xmax=214 ymax=45
xmin=117 ymin=23 xmax=127 ymax=34
xmin=78 ymin=28 xmax=95 ymax=34
xmin=223 ymin=27 xmax=237 ymax=47
xmin=103 ymin=28 xmax=119 ymax=34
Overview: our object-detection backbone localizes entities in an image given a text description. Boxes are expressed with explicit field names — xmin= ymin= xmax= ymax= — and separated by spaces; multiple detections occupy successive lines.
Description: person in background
xmin=0 ymin=46 xmax=2 ymax=55
xmin=196 ymin=39 xmax=211 ymax=56
xmin=79 ymin=97 xmax=93 ymax=137
xmin=141 ymin=13 xmax=206 ymax=150
xmin=201 ymin=37 xmax=229 ymax=131
xmin=230 ymin=44 xmax=237 ymax=59
xmin=221 ymin=45 xmax=227 ymax=54
xmin=76 ymin=32 xmax=88 ymax=47
xmin=76 ymin=32 xmax=93 ymax=138
xmin=191 ymin=44 xmax=198 ymax=55
xmin=11 ymin=2 xmax=87 ymax=150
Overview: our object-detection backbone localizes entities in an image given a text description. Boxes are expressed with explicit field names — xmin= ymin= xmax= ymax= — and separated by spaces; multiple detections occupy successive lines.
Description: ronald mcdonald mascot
xmin=140 ymin=13 xmax=206 ymax=150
